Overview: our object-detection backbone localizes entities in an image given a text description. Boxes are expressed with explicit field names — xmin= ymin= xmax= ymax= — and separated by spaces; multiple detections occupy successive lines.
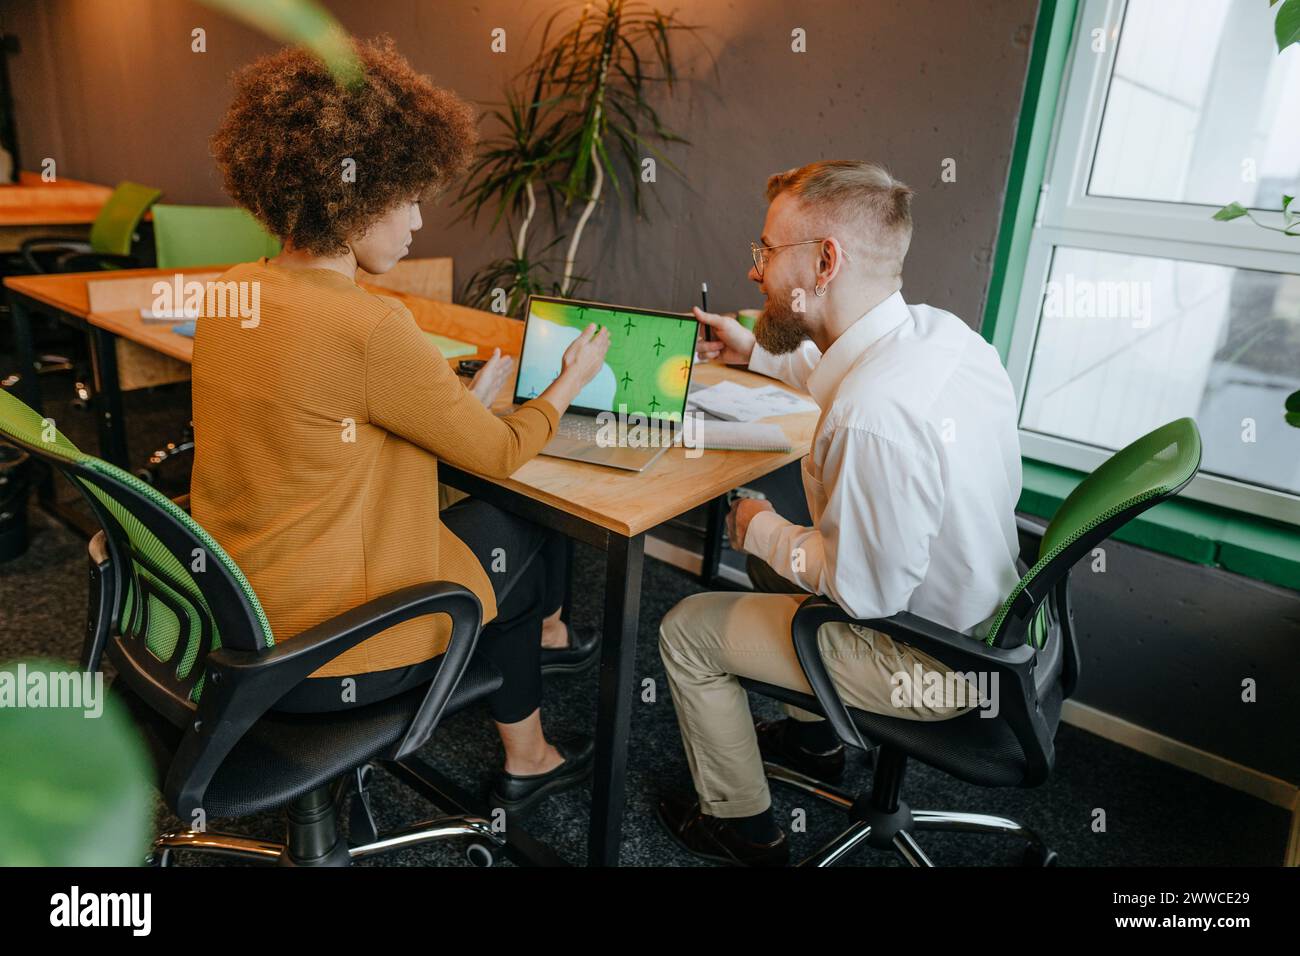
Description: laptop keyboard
xmin=556 ymin=414 xmax=602 ymax=442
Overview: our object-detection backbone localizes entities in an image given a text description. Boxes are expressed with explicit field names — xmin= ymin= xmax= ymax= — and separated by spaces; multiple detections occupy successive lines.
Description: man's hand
xmin=694 ymin=307 xmax=756 ymax=365
xmin=726 ymin=497 xmax=775 ymax=551
xmin=469 ymin=348 xmax=515 ymax=408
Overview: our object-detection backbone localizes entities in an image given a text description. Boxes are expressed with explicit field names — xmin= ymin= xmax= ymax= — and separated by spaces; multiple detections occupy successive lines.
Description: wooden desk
xmin=0 ymin=172 xmax=114 ymax=252
xmin=5 ymin=265 xmax=818 ymax=868
xmin=435 ymin=363 xmax=815 ymax=866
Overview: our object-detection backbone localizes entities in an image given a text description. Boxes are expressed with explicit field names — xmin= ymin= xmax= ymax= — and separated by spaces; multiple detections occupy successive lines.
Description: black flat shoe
xmin=540 ymin=623 xmax=600 ymax=676
xmin=489 ymin=735 xmax=595 ymax=816
xmin=755 ymin=718 xmax=847 ymax=783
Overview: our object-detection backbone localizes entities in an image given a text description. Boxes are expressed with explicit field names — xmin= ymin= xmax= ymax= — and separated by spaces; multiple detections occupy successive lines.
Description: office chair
xmin=1 ymin=181 xmax=161 ymax=404
xmin=741 ymin=418 xmax=1202 ymax=867
xmin=0 ymin=386 xmax=507 ymax=867
xmin=16 ymin=180 xmax=161 ymax=273
xmin=151 ymin=203 xmax=280 ymax=269
xmin=136 ymin=204 xmax=281 ymax=484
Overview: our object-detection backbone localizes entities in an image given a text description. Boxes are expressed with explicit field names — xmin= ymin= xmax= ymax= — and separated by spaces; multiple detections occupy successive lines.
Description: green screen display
xmin=515 ymin=298 xmax=697 ymax=419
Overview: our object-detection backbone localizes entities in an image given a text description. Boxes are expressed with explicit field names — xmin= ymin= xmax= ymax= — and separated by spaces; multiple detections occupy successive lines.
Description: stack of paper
xmin=687 ymin=380 xmax=817 ymax=421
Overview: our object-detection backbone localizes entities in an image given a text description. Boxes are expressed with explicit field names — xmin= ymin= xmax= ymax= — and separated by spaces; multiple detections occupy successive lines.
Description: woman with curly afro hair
xmin=192 ymin=37 xmax=610 ymax=814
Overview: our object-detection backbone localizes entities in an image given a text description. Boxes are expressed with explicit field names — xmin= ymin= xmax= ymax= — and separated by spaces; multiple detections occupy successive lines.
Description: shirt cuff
xmin=742 ymin=508 xmax=790 ymax=564
xmin=747 ymin=341 xmax=783 ymax=379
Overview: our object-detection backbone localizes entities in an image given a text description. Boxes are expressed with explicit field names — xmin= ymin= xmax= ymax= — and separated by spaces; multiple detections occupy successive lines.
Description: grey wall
xmin=0 ymin=0 xmax=1037 ymax=325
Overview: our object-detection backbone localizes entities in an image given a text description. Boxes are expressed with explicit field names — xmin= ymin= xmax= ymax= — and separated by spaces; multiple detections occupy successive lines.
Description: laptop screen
xmin=514 ymin=296 xmax=698 ymax=420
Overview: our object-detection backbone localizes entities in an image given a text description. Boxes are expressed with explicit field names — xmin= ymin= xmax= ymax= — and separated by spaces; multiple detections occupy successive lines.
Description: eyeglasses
xmin=750 ymin=238 xmax=851 ymax=279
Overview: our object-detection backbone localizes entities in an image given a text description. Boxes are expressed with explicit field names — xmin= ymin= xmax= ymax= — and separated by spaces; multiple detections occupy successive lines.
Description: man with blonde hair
xmin=656 ymin=161 xmax=1023 ymax=865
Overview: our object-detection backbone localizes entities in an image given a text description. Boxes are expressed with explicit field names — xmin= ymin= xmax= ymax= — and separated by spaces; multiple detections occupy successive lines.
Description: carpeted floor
xmin=0 ymin=367 xmax=1290 ymax=866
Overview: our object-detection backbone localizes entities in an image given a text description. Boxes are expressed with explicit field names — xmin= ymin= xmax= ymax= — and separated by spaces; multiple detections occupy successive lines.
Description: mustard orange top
xmin=190 ymin=258 xmax=558 ymax=677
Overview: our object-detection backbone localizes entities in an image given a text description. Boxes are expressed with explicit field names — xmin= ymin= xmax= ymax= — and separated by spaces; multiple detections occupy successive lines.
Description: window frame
xmin=1001 ymin=0 xmax=1300 ymax=527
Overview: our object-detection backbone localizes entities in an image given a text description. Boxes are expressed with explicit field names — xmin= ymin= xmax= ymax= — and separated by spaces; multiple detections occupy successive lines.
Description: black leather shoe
xmin=489 ymin=735 xmax=594 ymax=816
xmin=655 ymin=793 xmax=789 ymax=867
xmin=540 ymin=623 xmax=600 ymax=676
xmin=755 ymin=718 xmax=846 ymax=783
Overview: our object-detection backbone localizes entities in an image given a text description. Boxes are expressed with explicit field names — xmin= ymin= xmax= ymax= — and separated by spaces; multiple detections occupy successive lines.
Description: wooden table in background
xmin=3 ymin=266 xmax=516 ymax=469
xmin=0 ymin=172 xmax=114 ymax=252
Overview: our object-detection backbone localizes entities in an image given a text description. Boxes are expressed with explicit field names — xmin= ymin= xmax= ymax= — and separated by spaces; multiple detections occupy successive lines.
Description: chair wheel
xmin=1023 ymin=844 xmax=1057 ymax=867
xmin=134 ymin=468 xmax=156 ymax=485
xmin=466 ymin=842 xmax=496 ymax=867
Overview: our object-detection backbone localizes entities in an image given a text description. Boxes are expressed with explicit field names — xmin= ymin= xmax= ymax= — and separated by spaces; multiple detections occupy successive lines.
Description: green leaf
xmin=1212 ymin=201 xmax=1249 ymax=221
xmin=1276 ymin=0 xmax=1300 ymax=51
xmin=1287 ymin=389 xmax=1300 ymax=414
xmin=0 ymin=661 xmax=154 ymax=865
xmin=197 ymin=0 xmax=362 ymax=87
xmin=1283 ymin=195 xmax=1298 ymax=226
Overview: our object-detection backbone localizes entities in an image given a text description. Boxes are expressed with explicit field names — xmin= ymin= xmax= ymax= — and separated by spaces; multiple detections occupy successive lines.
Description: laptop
xmin=512 ymin=295 xmax=699 ymax=471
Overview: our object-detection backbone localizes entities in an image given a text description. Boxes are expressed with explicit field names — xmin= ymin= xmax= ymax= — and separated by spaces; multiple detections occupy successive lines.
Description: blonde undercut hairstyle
xmin=765 ymin=160 xmax=914 ymax=278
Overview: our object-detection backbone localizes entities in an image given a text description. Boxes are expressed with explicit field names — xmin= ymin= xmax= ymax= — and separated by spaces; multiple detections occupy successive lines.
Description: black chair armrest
xmin=163 ymin=582 xmax=482 ymax=815
xmin=54 ymin=251 xmax=144 ymax=272
xmin=19 ymin=237 xmax=91 ymax=273
xmin=790 ymin=596 xmax=1054 ymax=784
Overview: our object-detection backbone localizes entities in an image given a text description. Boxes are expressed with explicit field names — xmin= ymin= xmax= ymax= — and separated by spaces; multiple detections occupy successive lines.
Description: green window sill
xmin=1020 ymin=459 xmax=1300 ymax=592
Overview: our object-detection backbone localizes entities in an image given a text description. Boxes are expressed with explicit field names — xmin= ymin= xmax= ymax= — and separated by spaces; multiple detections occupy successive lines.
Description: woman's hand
xmin=561 ymin=323 xmax=611 ymax=386
xmin=535 ymin=324 xmax=611 ymax=417
xmin=469 ymin=348 xmax=515 ymax=408
xmin=693 ymin=307 xmax=755 ymax=365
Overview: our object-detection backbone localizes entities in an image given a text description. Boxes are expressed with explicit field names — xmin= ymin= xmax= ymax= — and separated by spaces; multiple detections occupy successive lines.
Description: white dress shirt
xmin=743 ymin=291 xmax=1023 ymax=635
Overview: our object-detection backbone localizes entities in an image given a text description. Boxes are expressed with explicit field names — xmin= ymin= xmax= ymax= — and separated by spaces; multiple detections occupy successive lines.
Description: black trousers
xmin=274 ymin=497 xmax=567 ymax=723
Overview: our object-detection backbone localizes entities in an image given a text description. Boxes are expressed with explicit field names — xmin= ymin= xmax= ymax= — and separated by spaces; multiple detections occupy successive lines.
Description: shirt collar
xmin=806 ymin=291 xmax=911 ymax=407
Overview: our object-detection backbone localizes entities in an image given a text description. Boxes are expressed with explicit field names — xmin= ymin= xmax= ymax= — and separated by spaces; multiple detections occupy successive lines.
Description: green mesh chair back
xmin=152 ymin=204 xmax=281 ymax=269
xmin=88 ymin=181 xmax=163 ymax=256
xmin=0 ymin=388 xmax=272 ymax=726
xmin=985 ymin=417 xmax=1202 ymax=650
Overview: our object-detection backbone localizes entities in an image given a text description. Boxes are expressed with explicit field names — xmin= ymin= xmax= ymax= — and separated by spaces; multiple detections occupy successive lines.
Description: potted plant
xmin=457 ymin=1 xmax=708 ymax=317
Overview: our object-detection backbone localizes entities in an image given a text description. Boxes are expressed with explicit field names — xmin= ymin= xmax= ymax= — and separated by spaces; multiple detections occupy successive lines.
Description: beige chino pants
xmin=658 ymin=556 xmax=976 ymax=818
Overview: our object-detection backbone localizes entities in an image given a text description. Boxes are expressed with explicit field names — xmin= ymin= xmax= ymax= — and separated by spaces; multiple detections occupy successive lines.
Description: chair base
xmin=148 ymin=817 xmax=504 ymax=868
xmin=146 ymin=773 xmax=506 ymax=868
xmin=764 ymin=761 xmax=1056 ymax=868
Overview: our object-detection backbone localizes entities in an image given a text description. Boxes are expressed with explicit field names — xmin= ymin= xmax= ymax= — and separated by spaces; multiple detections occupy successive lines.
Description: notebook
xmin=684 ymin=421 xmax=791 ymax=452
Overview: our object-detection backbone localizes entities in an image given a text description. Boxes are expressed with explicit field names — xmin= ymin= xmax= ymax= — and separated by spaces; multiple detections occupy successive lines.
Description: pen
xmin=701 ymin=281 xmax=713 ymax=342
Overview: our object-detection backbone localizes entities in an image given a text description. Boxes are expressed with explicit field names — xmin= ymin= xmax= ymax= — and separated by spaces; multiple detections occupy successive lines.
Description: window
xmin=1005 ymin=0 xmax=1300 ymax=524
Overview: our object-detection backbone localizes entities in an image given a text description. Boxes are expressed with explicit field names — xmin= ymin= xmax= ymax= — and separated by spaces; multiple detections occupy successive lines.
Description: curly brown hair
xmin=211 ymin=36 xmax=477 ymax=256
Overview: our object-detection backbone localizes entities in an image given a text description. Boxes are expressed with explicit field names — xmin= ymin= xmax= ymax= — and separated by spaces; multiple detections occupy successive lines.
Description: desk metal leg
xmin=560 ymin=537 xmax=576 ymax=624
xmin=587 ymin=532 xmax=644 ymax=866
xmin=8 ymin=294 xmax=59 ymax=506
xmin=7 ymin=294 xmax=42 ymax=412
xmin=89 ymin=325 xmax=129 ymax=468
